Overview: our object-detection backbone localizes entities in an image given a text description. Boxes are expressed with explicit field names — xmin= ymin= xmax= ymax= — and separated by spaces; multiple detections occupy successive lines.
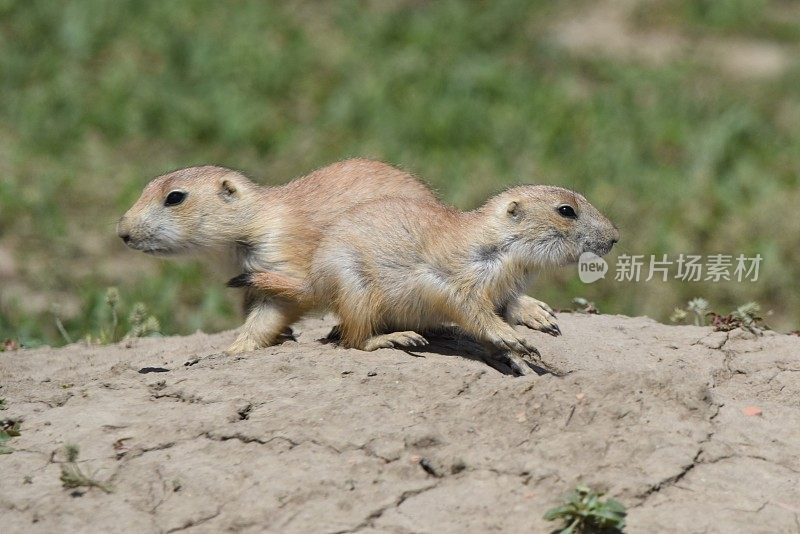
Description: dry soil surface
xmin=1 ymin=313 xmax=799 ymax=533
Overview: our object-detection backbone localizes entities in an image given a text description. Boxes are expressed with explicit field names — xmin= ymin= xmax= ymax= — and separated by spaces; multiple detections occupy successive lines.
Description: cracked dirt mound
xmin=2 ymin=314 xmax=799 ymax=532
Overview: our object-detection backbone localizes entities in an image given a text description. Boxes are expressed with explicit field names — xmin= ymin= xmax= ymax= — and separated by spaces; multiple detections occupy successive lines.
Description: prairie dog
xmin=235 ymin=186 xmax=618 ymax=375
xmin=116 ymin=159 xmax=438 ymax=352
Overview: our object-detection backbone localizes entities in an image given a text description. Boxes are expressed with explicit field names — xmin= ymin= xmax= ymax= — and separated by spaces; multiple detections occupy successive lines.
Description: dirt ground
xmin=1 ymin=313 xmax=799 ymax=533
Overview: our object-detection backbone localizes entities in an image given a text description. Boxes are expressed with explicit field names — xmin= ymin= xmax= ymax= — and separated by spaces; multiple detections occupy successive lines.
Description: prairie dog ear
xmin=220 ymin=178 xmax=238 ymax=200
xmin=506 ymin=200 xmax=520 ymax=218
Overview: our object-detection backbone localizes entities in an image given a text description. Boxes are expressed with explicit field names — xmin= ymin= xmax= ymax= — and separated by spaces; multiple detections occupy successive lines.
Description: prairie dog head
xmin=117 ymin=166 xmax=258 ymax=255
xmin=490 ymin=185 xmax=619 ymax=266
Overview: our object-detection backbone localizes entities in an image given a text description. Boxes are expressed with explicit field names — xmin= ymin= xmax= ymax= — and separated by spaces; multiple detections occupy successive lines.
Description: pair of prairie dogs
xmin=118 ymin=159 xmax=618 ymax=375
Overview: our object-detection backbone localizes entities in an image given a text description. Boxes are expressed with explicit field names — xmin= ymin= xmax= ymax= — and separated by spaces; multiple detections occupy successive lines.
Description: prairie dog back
xmin=241 ymin=184 xmax=618 ymax=375
xmin=310 ymin=200 xmax=468 ymax=333
xmin=117 ymin=158 xmax=438 ymax=353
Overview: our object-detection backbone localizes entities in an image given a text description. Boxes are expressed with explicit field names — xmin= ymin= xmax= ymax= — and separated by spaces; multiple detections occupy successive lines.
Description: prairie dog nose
xmin=610 ymin=227 xmax=620 ymax=245
xmin=117 ymin=218 xmax=132 ymax=243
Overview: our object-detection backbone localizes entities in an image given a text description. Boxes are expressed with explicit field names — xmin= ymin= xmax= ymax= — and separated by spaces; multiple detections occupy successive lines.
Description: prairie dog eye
xmin=557 ymin=205 xmax=577 ymax=219
xmin=164 ymin=191 xmax=187 ymax=207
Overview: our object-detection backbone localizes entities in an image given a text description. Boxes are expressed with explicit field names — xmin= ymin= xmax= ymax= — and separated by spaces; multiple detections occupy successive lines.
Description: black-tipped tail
xmin=227 ymin=273 xmax=254 ymax=288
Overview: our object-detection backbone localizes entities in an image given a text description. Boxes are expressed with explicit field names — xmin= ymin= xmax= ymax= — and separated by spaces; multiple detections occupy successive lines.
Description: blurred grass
xmin=1 ymin=0 xmax=799 ymax=346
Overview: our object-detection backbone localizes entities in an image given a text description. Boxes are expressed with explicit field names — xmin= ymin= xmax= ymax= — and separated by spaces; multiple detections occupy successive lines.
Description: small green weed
xmin=0 ymin=420 xmax=21 ymax=455
xmin=76 ymin=288 xmax=160 ymax=345
xmin=670 ymin=297 xmax=711 ymax=326
xmin=572 ymin=298 xmax=599 ymax=315
xmin=544 ymin=484 xmax=626 ymax=533
xmin=125 ymin=302 xmax=161 ymax=340
xmin=672 ymin=298 xmax=766 ymax=334
xmin=710 ymin=302 xmax=765 ymax=334
xmin=59 ymin=444 xmax=113 ymax=493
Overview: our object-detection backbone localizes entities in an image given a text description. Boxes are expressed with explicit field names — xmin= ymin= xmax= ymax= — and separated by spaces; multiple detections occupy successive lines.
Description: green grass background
xmin=1 ymin=0 xmax=799 ymax=346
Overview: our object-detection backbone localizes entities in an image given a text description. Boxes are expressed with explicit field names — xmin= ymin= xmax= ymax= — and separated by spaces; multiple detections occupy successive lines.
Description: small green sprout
xmin=672 ymin=298 xmax=767 ymax=334
xmin=544 ymin=484 xmax=626 ymax=533
xmin=125 ymin=303 xmax=161 ymax=339
xmin=75 ymin=288 xmax=162 ymax=345
xmin=710 ymin=301 xmax=765 ymax=334
xmin=669 ymin=307 xmax=688 ymax=323
xmin=731 ymin=302 xmax=761 ymax=329
xmin=0 ymin=420 xmax=21 ymax=455
xmin=104 ymin=287 xmax=121 ymax=342
xmin=672 ymin=298 xmax=711 ymax=326
xmin=686 ymin=298 xmax=710 ymax=326
xmin=572 ymin=298 xmax=599 ymax=314
xmin=59 ymin=444 xmax=113 ymax=493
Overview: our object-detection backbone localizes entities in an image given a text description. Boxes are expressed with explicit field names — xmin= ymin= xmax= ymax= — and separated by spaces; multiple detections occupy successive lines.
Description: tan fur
xmin=117 ymin=159 xmax=437 ymax=352
xmin=245 ymin=186 xmax=619 ymax=358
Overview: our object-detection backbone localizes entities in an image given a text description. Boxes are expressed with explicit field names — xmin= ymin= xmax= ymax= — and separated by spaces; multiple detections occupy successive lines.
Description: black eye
xmin=164 ymin=191 xmax=186 ymax=207
xmin=557 ymin=205 xmax=577 ymax=219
